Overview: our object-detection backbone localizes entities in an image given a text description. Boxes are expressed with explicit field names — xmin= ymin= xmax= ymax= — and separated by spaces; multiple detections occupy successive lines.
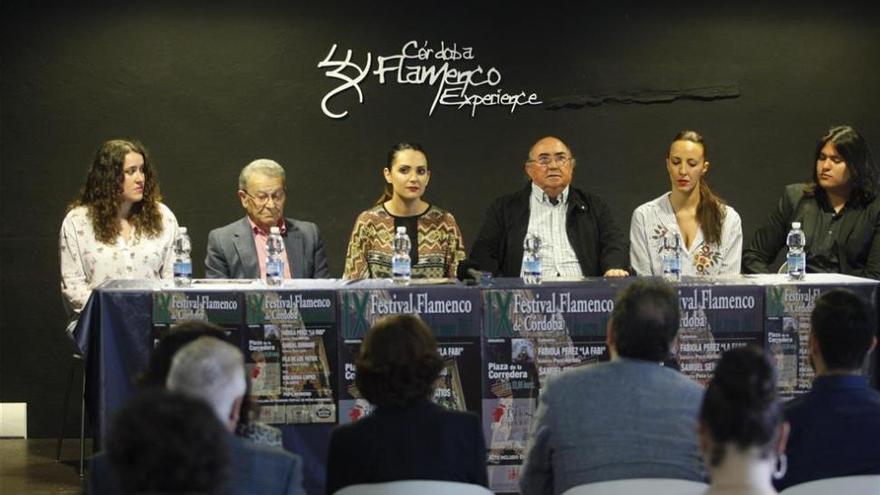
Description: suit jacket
xmin=205 ymin=216 xmax=330 ymax=279
xmin=519 ymin=358 xmax=706 ymax=495
xmin=325 ymin=399 xmax=488 ymax=495
xmin=468 ymin=183 xmax=627 ymax=277
xmin=743 ymin=183 xmax=880 ymax=278
xmin=775 ymin=375 xmax=880 ymax=491
xmin=89 ymin=433 xmax=306 ymax=495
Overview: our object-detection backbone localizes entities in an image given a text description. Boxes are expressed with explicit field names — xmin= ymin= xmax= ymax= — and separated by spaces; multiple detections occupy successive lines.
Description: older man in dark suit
xmin=205 ymin=158 xmax=329 ymax=279
xmin=90 ymin=337 xmax=305 ymax=495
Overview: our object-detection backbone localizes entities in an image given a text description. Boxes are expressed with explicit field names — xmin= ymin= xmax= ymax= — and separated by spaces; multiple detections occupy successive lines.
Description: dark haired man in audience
xmin=519 ymin=280 xmax=704 ymax=495
xmin=168 ymin=337 xmax=306 ymax=495
xmin=465 ymin=136 xmax=628 ymax=279
xmin=775 ymin=289 xmax=880 ymax=490
xmin=90 ymin=389 xmax=230 ymax=495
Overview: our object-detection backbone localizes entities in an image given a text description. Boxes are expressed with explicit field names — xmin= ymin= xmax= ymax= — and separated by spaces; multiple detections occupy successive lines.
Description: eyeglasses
xmin=242 ymin=189 xmax=286 ymax=206
xmin=528 ymin=155 xmax=572 ymax=167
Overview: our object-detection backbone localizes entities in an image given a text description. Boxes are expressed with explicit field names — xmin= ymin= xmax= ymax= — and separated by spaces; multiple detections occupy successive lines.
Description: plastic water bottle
xmin=266 ymin=226 xmax=284 ymax=286
xmin=391 ymin=226 xmax=411 ymax=283
xmin=173 ymin=227 xmax=192 ymax=287
xmin=661 ymin=231 xmax=681 ymax=281
xmin=786 ymin=222 xmax=806 ymax=280
xmin=522 ymin=233 xmax=542 ymax=285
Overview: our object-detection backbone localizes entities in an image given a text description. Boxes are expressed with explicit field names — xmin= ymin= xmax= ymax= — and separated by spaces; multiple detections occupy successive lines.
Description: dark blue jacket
xmin=775 ymin=375 xmax=880 ymax=490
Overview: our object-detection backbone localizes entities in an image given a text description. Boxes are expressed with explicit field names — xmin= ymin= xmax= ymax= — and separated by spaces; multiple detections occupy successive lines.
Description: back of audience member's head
xmin=141 ymin=320 xmax=228 ymax=388
xmin=355 ymin=314 xmax=444 ymax=408
xmin=700 ymin=346 xmax=782 ymax=467
xmin=610 ymin=279 xmax=680 ymax=361
xmin=167 ymin=337 xmax=247 ymax=431
xmin=811 ymin=288 xmax=877 ymax=371
xmin=107 ymin=388 xmax=229 ymax=495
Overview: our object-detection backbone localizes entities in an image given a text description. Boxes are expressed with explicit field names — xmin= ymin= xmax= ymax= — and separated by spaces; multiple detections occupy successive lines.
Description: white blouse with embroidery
xmin=629 ymin=193 xmax=742 ymax=277
xmin=59 ymin=203 xmax=179 ymax=317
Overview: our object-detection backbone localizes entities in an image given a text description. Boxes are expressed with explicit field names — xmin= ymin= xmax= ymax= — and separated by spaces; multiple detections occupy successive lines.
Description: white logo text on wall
xmin=317 ymin=41 xmax=542 ymax=119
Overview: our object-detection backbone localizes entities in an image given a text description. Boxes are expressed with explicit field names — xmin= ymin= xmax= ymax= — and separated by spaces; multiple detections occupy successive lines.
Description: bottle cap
xmin=179 ymin=226 xmax=188 ymax=234
xmin=792 ymin=222 xmax=801 ymax=229
xmin=270 ymin=226 xmax=281 ymax=234
xmin=396 ymin=226 xmax=406 ymax=234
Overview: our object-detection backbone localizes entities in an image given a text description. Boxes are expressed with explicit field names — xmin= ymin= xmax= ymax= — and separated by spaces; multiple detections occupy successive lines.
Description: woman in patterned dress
xmin=629 ymin=130 xmax=742 ymax=276
xmin=60 ymin=139 xmax=179 ymax=332
xmin=343 ymin=142 xmax=465 ymax=279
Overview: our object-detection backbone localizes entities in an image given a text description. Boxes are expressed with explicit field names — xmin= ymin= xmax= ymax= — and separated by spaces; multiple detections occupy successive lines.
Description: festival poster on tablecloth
xmin=244 ymin=291 xmax=337 ymax=424
xmin=337 ymin=287 xmax=481 ymax=424
xmin=481 ymin=285 xmax=616 ymax=494
xmin=151 ymin=291 xmax=243 ymax=347
xmin=764 ymin=284 xmax=876 ymax=400
xmin=674 ymin=285 xmax=764 ymax=385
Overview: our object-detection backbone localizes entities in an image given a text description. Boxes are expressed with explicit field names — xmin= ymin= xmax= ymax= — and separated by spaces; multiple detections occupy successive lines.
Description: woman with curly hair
xmin=325 ymin=314 xmax=487 ymax=494
xmin=60 ymin=139 xmax=179 ymax=330
xmin=630 ymin=130 xmax=742 ymax=276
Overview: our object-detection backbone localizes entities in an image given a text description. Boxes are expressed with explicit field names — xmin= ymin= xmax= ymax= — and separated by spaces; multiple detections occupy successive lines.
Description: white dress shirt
xmin=526 ymin=183 xmax=583 ymax=278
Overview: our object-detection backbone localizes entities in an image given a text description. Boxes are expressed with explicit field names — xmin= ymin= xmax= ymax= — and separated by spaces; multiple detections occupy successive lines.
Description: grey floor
xmin=0 ymin=438 xmax=91 ymax=495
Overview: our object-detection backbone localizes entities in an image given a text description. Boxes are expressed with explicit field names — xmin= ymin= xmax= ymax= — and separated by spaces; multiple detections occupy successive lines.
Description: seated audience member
xmin=630 ymin=130 xmax=742 ymax=276
xmin=519 ymin=279 xmax=705 ymax=495
xmin=325 ymin=314 xmax=487 ymax=494
xmin=743 ymin=126 xmax=880 ymax=278
xmin=141 ymin=320 xmax=282 ymax=447
xmin=699 ymin=347 xmax=788 ymax=495
xmin=168 ymin=337 xmax=305 ymax=495
xmin=90 ymin=389 xmax=230 ymax=495
xmin=467 ymin=136 xmax=629 ymax=279
xmin=343 ymin=142 xmax=466 ymax=279
xmin=775 ymin=289 xmax=880 ymax=490
xmin=205 ymin=158 xmax=329 ymax=280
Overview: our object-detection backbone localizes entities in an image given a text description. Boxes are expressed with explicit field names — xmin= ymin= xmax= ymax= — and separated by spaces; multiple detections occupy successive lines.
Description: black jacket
xmin=468 ymin=183 xmax=628 ymax=277
xmin=325 ymin=400 xmax=487 ymax=494
xmin=743 ymin=183 xmax=880 ymax=279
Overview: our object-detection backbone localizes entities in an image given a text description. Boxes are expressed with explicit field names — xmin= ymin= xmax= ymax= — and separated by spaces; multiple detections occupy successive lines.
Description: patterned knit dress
xmin=343 ymin=204 xmax=465 ymax=279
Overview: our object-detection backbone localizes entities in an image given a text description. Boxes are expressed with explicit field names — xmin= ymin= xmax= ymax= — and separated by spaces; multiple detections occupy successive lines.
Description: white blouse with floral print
xmin=629 ymin=193 xmax=742 ymax=277
xmin=59 ymin=203 xmax=179 ymax=319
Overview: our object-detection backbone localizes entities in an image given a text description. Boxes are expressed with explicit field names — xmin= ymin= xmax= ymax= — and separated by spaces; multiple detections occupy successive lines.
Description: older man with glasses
xmin=205 ymin=159 xmax=329 ymax=280
xmin=467 ymin=136 xmax=628 ymax=279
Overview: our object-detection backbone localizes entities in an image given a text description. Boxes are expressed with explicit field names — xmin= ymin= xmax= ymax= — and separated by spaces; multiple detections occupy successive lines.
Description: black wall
xmin=3 ymin=1 xmax=879 ymax=437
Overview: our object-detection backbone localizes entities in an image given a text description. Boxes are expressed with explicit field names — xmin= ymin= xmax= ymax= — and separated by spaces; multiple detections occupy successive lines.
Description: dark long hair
xmin=69 ymin=139 xmax=164 ymax=244
xmin=671 ymin=130 xmax=726 ymax=246
xmin=700 ymin=347 xmax=781 ymax=467
xmin=375 ymin=142 xmax=427 ymax=205
xmin=805 ymin=126 xmax=878 ymax=208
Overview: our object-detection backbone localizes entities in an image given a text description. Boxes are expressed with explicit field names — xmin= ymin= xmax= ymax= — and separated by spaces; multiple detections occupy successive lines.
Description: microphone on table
xmin=456 ymin=259 xmax=483 ymax=285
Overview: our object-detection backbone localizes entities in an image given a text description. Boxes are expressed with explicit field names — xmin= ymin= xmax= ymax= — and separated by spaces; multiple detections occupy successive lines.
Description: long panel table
xmin=73 ymin=274 xmax=878 ymax=494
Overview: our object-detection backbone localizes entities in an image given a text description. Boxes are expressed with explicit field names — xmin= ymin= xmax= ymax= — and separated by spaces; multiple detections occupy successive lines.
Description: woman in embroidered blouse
xmin=343 ymin=142 xmax=465 ymax=279
xmin=630 ymin=130 xmax=742 ymax=276
xmin=60 ymin=139 xmax=179 ymax=329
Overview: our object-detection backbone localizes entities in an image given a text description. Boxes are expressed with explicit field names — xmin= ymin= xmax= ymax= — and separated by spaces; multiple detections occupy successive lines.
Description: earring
xmin=772 ymin=453 xmax=787 ymax=480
